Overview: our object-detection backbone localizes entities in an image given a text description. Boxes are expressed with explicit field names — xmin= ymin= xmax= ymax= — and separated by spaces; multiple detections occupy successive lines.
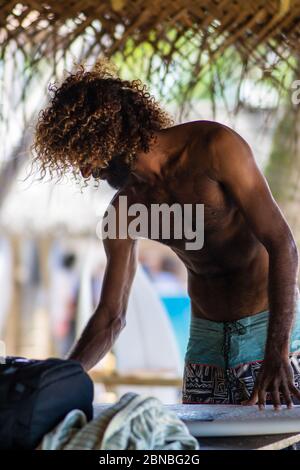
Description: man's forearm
xmin=265 ymin=242 xmax=299 ymax=359
xmin=67 ymin=306 xmax=125 ymax=371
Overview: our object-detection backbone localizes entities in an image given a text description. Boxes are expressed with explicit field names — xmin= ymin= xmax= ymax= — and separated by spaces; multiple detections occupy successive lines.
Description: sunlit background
xmin=1 ymin=1 xmax=300 ymax=404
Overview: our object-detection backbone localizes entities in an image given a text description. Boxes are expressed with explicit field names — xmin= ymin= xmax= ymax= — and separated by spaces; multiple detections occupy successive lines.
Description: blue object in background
xmin=161 ymin=296 xmax=191 ymax=363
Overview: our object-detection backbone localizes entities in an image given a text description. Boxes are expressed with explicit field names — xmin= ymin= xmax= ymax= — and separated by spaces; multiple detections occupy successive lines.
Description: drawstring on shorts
xmin=222 ymin=320 xmax=247 ymax=388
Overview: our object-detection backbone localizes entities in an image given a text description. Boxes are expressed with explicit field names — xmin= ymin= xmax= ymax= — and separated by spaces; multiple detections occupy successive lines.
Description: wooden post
xmin=4 ymin=235 xmax=22 ymax=356
xmin=35 ymin=236 xmax=53 ymax=358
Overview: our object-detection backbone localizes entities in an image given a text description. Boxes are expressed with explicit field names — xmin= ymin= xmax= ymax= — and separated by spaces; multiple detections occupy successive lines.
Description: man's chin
xmin=105 ymin=172 xmax=130 ymax=190
xmin=99 ymin=154 xmax=133 ymax=189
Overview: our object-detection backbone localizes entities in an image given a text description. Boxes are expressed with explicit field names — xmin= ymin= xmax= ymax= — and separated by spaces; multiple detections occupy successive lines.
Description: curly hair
xmin=32 ymin=58 xmax=173 ymax=189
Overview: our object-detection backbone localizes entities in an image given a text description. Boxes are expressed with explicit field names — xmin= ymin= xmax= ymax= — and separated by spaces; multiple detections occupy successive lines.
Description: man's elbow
xmin=284 ymin=235 xmax=298 ymax=265
xmin=92 ymin=303 xmax=127 ymax=334
xmin=291 ymin=239 xmax=299 ymax=261
xmin=267 ymin=234 xmax=298 ymax=265
xmin=112 ymin=313 xmax=126 ymax=333
xmin=103 ymin=305 xmax=127 ymax=334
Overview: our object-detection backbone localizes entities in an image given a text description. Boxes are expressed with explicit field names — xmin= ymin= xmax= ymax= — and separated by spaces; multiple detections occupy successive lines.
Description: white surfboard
xmin=93 ymin=403 xmax=300 ymax=437
xmin=76 ymin=242 xmax=182 ymax=403
xmin=112 ymin=264 xmax=182 ymax=403
xmin=113 ymin=264 xmax=181 ymax=373
xmin=167 ymin=404 xmax=300 ymax=437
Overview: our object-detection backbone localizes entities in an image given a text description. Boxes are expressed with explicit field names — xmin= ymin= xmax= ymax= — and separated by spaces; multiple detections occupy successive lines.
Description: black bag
xmin=0 ymin=356 xmax=94 ymax=449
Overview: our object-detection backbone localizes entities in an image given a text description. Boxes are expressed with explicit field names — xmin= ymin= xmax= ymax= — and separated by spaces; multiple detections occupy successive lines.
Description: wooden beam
xmin=90 ymin=370 xmax=183 ymax=387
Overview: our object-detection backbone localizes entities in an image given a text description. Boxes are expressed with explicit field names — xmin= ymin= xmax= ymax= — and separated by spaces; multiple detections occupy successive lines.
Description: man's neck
xmin=132 ymin=127 xmax=183 ymax=184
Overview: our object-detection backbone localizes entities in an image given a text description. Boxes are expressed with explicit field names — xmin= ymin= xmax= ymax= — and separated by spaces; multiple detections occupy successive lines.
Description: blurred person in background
xmin=152 ymin=257 xmax=186 ymax=297
xmin=50 ymin=252 xmax=78 ymax=356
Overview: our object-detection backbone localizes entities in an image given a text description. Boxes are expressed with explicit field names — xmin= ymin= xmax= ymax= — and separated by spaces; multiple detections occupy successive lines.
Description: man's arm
xmin=68 ymin=233 xmax=138 ymax=371
xmin=210 ymin=125 xmax=300 ymax=409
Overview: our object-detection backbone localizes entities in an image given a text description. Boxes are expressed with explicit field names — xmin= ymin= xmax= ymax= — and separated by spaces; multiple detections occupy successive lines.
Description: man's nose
xmin=94 ymin=168 xmax=108 ymax=179
xmin=80 ymin=166 xmax=92 ymax=178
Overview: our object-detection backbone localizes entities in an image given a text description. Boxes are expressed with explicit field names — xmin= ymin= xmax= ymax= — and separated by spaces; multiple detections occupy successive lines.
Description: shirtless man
xmin=34 ymin=61 xmax=300 ymax=408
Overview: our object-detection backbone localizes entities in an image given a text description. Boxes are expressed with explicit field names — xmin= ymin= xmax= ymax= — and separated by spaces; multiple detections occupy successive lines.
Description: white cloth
xmin=41 ymin=392 xmax=199 ymax=450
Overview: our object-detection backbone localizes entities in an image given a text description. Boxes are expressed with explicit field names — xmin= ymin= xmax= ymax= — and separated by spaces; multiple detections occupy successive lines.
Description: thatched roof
xmin=1 ymin=1 xmax=300 ymax=58
xmin=0 ymin=1 xmax=299 ymax=230
xmin=1 ymin=1 xmax=300 ymax=101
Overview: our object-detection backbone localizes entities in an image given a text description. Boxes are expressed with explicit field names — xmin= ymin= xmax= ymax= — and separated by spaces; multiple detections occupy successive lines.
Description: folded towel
xmin=41 ymin=392 xmax=199 ymax=450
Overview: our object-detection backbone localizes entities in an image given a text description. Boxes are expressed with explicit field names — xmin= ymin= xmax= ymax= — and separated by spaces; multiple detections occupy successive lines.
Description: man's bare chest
xmin=130 ymin=173 xmax=238 ymax=249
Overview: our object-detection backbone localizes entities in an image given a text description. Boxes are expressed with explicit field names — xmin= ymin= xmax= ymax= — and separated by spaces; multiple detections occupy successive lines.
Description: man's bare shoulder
xmin=185 ymin=120 xmax=250 ymax=149
xmin=183 ymin=120 xmax=253 ymax=176
xmin=102 ymin=186 xmax=142 ymax=247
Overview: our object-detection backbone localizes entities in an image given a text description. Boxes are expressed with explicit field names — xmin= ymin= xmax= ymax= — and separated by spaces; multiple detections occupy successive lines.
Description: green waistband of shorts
xmin=185 ymin=297 xmax=300 ymax=368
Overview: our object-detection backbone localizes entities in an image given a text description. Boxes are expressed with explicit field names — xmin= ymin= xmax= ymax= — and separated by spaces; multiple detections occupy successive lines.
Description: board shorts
xmin=182 ymin=296 xmax=300 ymax=404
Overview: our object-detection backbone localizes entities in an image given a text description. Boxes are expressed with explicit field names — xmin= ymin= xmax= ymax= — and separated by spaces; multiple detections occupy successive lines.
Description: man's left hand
xmin=242 ymin=356 xmax=300 ymax=409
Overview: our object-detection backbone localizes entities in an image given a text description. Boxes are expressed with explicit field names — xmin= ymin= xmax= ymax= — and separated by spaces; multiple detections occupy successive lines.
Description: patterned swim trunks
xmin=182 ymin=299 xmax=300 ymax=405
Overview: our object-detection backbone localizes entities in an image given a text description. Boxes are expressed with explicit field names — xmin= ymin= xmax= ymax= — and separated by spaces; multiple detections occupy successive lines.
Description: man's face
xmin=79 ymin=157 xmax=132 ymax=189
xmin=80 ymin=165 xmax=108 ymax=179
